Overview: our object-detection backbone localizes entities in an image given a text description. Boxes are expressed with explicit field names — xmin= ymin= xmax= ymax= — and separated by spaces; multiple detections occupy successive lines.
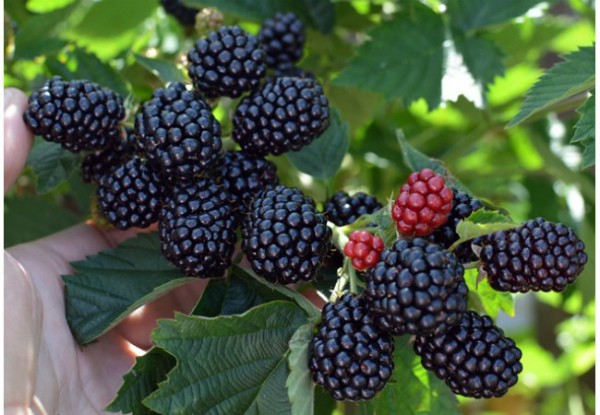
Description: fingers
xmin=4 ymin=88 xmax=34 ymax=194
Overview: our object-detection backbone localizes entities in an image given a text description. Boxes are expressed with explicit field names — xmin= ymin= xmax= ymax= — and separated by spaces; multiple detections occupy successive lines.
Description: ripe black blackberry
xmin=309 ymin=293 xmax=394 ymax=401
xmin=428 ymin=189 xmax=484 ymax=248
xmin=241 ymin=184 xmax=331 ymax=284
xmin=414 ymin=311 xmax=523 ymax=399
xmin=96 ymin=157 xmax=162 ymax=230
xmin=23 ymin=76 xmax=125 ymax=152
xmin=232 ymin=76 xmax=330 ymax=156
xmin=364 ymin=238 xmax=467 ymax=336
xmin=258 ymin=12 xmax=306 ymax=70
xmin=479 ymin=218 xmax=587 ymax=292
xmin=187 ymin=26 xmax=266 ymax=98
xmin=81 ymin=127 xmax=136 ymax=184
xmin=134 ymin=82 xmax=221 ymax=183
xmin=213 ymin=151 xmax=279 ymax=219
xmin=323 ymin=191 xmax=383 ymax=227
xmin=159 ymin=0 xmax=199 ymax=27
xmin=159 ymin=178 xmax=237 ymax=278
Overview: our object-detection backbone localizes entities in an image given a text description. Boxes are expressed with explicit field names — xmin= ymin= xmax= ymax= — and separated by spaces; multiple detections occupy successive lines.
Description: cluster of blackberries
xmin=309 ymin=168 xmax=587 ymax=402
xmin=23 ymin=14 xmax=332 ymax=282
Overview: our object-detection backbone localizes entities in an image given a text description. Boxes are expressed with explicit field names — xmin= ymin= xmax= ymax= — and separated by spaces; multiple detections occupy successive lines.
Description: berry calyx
xmin=392 ymin=168 xmax=454 ymax=236
xmin=343 ymin=231 xmax=384 ymax=271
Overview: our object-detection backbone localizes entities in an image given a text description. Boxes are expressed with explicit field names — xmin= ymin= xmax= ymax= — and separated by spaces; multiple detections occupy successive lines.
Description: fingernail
xmin=4 ymin=88 xmax=15 ymax=111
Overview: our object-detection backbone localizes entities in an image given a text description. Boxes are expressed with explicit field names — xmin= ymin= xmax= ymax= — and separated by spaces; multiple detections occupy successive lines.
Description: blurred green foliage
xmin=4 ymin=0 xmax=594 ymax=414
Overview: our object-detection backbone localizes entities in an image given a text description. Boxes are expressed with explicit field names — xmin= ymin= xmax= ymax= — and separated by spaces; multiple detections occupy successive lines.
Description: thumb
xmin=4 ymin=88 xmax=34 ymax=194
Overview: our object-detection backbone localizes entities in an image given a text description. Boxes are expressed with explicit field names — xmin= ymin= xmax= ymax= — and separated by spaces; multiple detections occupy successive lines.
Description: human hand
xmin=4 ymin=88 xmax=207 ymax=414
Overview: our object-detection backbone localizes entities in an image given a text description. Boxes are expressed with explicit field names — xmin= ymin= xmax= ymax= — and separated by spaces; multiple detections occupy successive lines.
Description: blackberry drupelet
xmin=159 ymin=178 xmax=237 ymax=278
xmin=23 ymin=76 xmax=125 ymax=152
xmin=414 ymin=311 xmax=523 ymax=399
xmin=81 ymin=127 xmax=136 ymax=184
xmin=428 ymin=189 xmax=484 ymax=248
xmin=258 ymin=12 xmax=306 ymax=70
xmin=392 ymin=168 xmax=454 ymax=236
xmin=213 ymin=150 xmax=279 ymax=218
xmin=187 ymin=26 xmax=266 ymax=98
xmin=309 ymin=293 xmax=395 ymax=401
xmin=159 ymin=0 xmax=199 ymax=26
xmin=96 ymin=157 xmax=162 ymax=230
xmin=242 ymin=184 xmax=331 ymax=284
xmin=364 ymin=238 xmax=467 ymax=336
xmin=479 ymin=218 xmax=587 ymax=292
xmin=323 ymin=191 xmax=382 ymax=226
xmin=232 ymin=76 xmax=330 ymax=156
xmin=135 ymin=82 xmax=221 ymax=183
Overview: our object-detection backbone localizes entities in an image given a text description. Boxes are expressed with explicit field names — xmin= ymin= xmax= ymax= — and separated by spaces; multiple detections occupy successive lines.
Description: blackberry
xmin=428 ymin=189 xmax=484 ymax=248
xmin=241 ymin=184 xmax=331 ymax=284
xmin=232 ymin=76 xmax=330 ymax=156
xmin=96 ymin=157 xmax=162 ymax=230
xmin=414 ymin=311 xmax=523 ymax=398
xmin=323 ymin=191 xmax=382 ymax=227
xmin=81 ymin=127 xmax=136 ymax=184
xmin=187 ymin=26 xmax=266 ymax=98
xmin=159 ymin=0 xmax=199 ymax=26
xmin=272 ymin=66 xmax=315 ymax=80
xmin=479 ymin=218 xmax=587 ymax=292
xmin=213 ymin=150 xmax=279 ymax=219
xmin=23 ymin=76 xmax=125 ymax=152
xmin=258 ymin=12 xmax=306 ymax=70
xmin=392 ymin=168 xmax=454 ymax=236
xmin=134 ymin=82 xmax=221 ymax=183
xmin=159 ymin=178 xmax=237 ymax=278
xmin=364 ymin=238 xmax=467 ymax=336
xmin=309 ymin=293 xmax=395 ymax=401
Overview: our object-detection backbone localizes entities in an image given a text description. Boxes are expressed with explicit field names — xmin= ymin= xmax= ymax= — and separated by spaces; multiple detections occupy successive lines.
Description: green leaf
xmin=369 ymin=336 xmax=459 ymax=414
xmin=106 ymin=348 xmax=176 ymax=415
xmin=334 ymin=4 xmax=444 ymax=109
xmin=453 ymin=209 xmax=517 ymax=248
xmin=26 ymin=140 xmax=80 ymax=194
xmin=13 ymin=2 xmax=77 ymax=59
xmin=465 ymin=269 xmax=515 ymax=318
xmin=287 ymin=110 xmax=349 ymax=180
xmin=63 ymin=233 xmax=194 ymax=344
xmin=144 ymin=301 xmax=308 ymax=415
xmin=571 ymin=92 xmax=595 ymax=168
xmin=231 ymin=264 xmax=320 ymax=319
xmin=508 ymin=46 xmax=595 ymax=127
xmin=4 ymin=194 xmax=81 ymax=247
xmin=184 ymin=0 xmax=334 ymax=33
xmin=396 ymin=130 xmax=471 ymax=194
xmin=453 ymin=33 xmax=505 ymax=90
xmin=447 ymin=0 xmax=548 ymax=32
xmin=72 ymin=0 xmax=157 ymax=37
xmin=135 ymin=54 xmax=185 ymax=84
xmin=26 ymin=0 xmax=77 ymax=13
xmin=46 ymin=48 xmax=130 ymax=98
xmin=287 ymin=322 xmax=315 ymax=415
xmin=191 ymin=271 xmax=277 ymax=317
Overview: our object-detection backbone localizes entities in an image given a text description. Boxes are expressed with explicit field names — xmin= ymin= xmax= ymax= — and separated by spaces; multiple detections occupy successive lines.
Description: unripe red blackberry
xmin=232 ymin=76 xmax=330 ymax=156
xmin=309 ymin=293 xmax=395 ymax=401
xmin=344 ymin=231 xmax=384 ymax=271
xmin=96 ymin=157 xmax=163 ymax=230
xmin=159 ymin=178 xmax=237 ymax=278
xmin=364 ymin=238 xmax=467 ymax=336
xmin=414 ymin=311 xmax=523 ymax=398
xmin=392 ymin=168 xmax=454 ymax=236
xmin=23 ymin=76 xmax=125 ymax=152
xmin=258 ymin=12 xmax=306 ymax=70
xmin=134 ymin=82 xmax=221 ymax=183
xmin=479 ymin=218 xmax=587 ymax=292
xmin=241 ymin=185 xmax=331 ymax=284
xmin=187 ymin=26 xmax=266 ymax=98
